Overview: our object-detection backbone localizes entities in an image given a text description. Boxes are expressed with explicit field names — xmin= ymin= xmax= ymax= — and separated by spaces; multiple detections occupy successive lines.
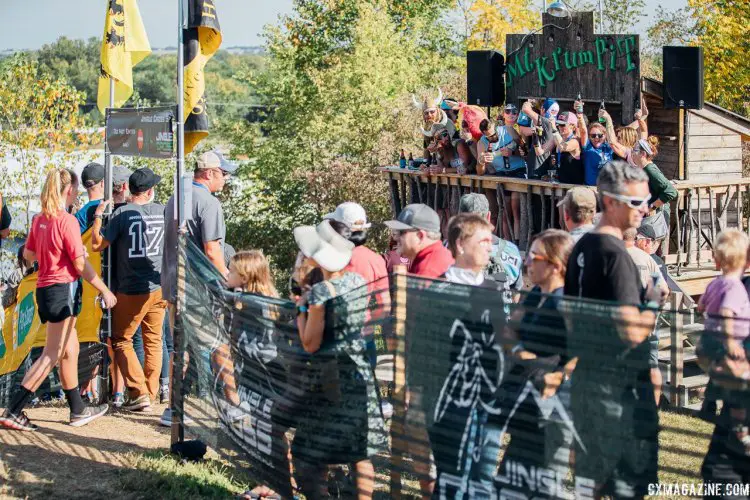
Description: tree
xmin=224 ymin=0 xmax=461 ymax=281
xmin=459 ymin=0 xmax=539 ymax=50
xmin=566 ymin=0 xmax=646 ymax=35
xmin=0 ymin=54 xmax=97 ymax=231
xmin=648 ymin=0 xmax=750 ymax=115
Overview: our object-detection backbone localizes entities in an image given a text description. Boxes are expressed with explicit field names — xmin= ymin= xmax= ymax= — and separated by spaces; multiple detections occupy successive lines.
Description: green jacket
xmin=644 ymin=162 xmax=677 ymax=217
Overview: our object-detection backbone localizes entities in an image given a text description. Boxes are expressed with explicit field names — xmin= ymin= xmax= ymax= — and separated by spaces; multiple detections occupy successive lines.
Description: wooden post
xmin=500 ymin=186 xmax=514 ymax=242
xmin=389 ymin=265 xmax=408 ymax=498
xmin=525 ymin=186 xmax=533 ymax=250
xmin=541 ymin=189 xmax=547 ymax=231
xmin=415 ymin=176 xmax=423 ymax=204
xmin=673 ymin=194 xmax=682 ymax=266
xmin=737 ymin=183 xmax=743 ymax=231
xmin=388 ymin=172 xmax=401 ymax=217
xmin=496 ymin=184 xmax=506 ymax=238
xmin=171 ymin=234 xmax=187 ymax=446
xmin=550 ymin=189 xmax=557 ymax=230
xmin=709 ymin=187 xmax=716 ymax=244
xmin=697 ymin=188 xmax=702 ymax=268
xmin=669 ymin=292 xmax=684 ymax=407
xmin=678 ymin=107 xmax=686 ymax=180
xmin=519 ymin=192 xmax=529 ymax=250
xmin=399 ymin=174 xmax=407 ymax=212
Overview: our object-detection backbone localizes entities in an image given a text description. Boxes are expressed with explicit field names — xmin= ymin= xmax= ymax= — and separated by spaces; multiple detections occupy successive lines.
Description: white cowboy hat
xmin=294 ymin=220 xmax=354 ymax=272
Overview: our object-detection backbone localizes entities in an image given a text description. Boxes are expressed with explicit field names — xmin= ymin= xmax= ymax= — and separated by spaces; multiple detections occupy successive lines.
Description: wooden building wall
xmin=644 ymin=93 xmax=680 ymax=180
xmin=686 ymin=113 xmax=743 ymax=182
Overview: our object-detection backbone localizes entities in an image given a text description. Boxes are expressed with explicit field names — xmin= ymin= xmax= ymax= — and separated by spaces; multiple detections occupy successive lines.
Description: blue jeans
xmin=161 ymin=314 xmax=173 ymax=383
xmin=132 ymin=327 xmax=145 ymax=367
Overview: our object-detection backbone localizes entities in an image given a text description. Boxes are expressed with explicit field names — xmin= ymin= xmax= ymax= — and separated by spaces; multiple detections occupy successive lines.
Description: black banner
xmin=105 ymin=107 xmax=175 ymax=159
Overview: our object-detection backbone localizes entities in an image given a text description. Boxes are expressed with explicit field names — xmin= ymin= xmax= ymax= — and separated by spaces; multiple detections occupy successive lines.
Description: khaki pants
xmin=112 ymin=290 xmax=167 ymax=400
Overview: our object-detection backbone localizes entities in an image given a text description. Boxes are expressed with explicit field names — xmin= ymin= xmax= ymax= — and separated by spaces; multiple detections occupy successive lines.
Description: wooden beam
xmin=670 ymin=292 xmax=684 ymax=407
xmin=389 ymin=265 xmax=408 ymax=498
xmin=678 ymin=107 xmax=685 ymax=180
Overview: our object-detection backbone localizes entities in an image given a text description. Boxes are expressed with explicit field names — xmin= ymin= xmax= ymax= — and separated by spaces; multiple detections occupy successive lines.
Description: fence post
xmin=669 ymin=292 xmax=684 ymax=407
xmin=171 ymin=233 xmax=187 ymax=447
xmin=389 ymin=265 xmax=408 ymax=498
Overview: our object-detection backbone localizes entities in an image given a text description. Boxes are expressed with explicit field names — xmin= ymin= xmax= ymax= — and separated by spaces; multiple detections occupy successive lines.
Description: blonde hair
xmin=530 ymin=229 xmax=574 ymax=276
xmin=645 ymin=135 xmax=660 ymax=159
xmin=230 ymin=250 xmax=278 ymax=297
xmin=714 ymin=229 xmax=749 ymax=272
xmin=40 ymin=168 xmax=74 ymax=218
xmin=446 ymin=213 xmax=493 ymax=257
xmin=616 ymin=127 xmax=639 ymax=148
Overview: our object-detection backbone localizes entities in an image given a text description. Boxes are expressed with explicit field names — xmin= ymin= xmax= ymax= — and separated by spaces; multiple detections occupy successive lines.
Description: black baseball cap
xmin=129 ymin=167 xmax=162 ymax=194
xmin=81 ymin=162 xmax=105 ymax=187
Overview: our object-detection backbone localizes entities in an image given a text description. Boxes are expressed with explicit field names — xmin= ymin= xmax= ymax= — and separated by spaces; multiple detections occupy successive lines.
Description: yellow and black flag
xmin=183 ymin=0 xmax=222 ymax=154
xmin=97 ymin=0 xmax=151 ymax=113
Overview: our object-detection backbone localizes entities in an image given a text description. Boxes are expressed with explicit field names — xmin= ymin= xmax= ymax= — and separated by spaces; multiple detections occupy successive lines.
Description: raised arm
xmin=91 ymin=200 xmax=112 ymax=252
xmin=602 ymin=111 xmax=630 ymax=159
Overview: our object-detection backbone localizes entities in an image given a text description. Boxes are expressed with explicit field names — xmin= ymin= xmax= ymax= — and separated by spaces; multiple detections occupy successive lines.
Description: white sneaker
xmin=381 ymin=401 xmax=394 ymax=419
xmin=159 ymin=408 xmax=194 ymax=427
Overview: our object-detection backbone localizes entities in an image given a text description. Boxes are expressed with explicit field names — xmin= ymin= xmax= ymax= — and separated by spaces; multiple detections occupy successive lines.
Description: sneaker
xmin=159 ymin=384 xmax=170 ymax=404
xmin=0 ymin=411 xmax=38 ymax=431
xmin=159 ymin=408 xmax=194 ymax=427
xmin=70 ymin=404 xmax=108 ymax=427
xmin=113 ymin=393 xmax=125 ymax=408
xmin=381 ymin=401 xmax=394 ymax=420
xmin=160 ymin=408 xmax=172 ymax=427
xmin=122 ymin=395 xmax=151 ymax=413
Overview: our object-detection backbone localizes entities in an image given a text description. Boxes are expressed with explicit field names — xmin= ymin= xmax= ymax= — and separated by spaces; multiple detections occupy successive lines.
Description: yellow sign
xmin=0 ymin=229 xmax=103 ymax=376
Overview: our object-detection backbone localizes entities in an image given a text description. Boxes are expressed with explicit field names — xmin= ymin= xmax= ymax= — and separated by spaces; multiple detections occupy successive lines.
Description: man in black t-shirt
xmin=563 ymin=161 xmax=665 ymax=498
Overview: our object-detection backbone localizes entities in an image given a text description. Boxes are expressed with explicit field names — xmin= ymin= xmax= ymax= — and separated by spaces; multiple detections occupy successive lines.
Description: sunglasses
xmin=437 ymin=132 xmax=450 ymax=139
xmin=504 ymin=110 xmax=519 ymax=115
xmin=589 ymin=133 xmax=605 ymax=139
xmin=392 ymin=229 xmax=418 ymax=238
xmin=602 ymin=191 xmax=650 ymax=209
xmin=525 ymin=251 xmax=548 ymax=263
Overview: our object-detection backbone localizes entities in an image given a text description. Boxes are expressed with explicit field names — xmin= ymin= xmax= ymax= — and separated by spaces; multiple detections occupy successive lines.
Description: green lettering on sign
xmin=16 ymin=292 xmax=35 ymax=349
xmin=506 ymin=36 xmax=638 ymax=87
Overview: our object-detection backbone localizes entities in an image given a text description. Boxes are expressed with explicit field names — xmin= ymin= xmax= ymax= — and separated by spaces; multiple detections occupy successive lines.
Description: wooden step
xmin=683 ymin=374 xmax=710 ymax=389
xmin=658 ymin=347 xmax=698 ymax=364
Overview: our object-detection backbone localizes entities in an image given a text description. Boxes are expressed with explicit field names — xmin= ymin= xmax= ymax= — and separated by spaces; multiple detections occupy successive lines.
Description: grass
xmin=108 ymin=410 xmax=712 ymax=499
xmin=117 ymin=451 xmax=253 ymax=499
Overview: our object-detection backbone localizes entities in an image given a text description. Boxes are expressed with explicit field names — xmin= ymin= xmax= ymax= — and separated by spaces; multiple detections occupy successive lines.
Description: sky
xmin=0 ymin=0 xmax=686 ymax=51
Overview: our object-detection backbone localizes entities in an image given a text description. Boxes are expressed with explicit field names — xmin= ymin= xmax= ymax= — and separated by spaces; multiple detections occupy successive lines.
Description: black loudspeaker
xmin=467 ymin=50 xmax=505 ymax=107
xmin=663 ymin=46 xmax=704 ymax=109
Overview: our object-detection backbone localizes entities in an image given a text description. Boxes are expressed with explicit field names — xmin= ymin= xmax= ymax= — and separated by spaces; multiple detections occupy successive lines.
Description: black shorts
xmin=36 ymin=280 xmax=83 ymax=324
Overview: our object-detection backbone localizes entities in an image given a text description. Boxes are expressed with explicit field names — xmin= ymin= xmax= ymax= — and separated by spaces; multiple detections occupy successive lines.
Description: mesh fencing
xmin=176 ymin=238 xmax=750 ymax=499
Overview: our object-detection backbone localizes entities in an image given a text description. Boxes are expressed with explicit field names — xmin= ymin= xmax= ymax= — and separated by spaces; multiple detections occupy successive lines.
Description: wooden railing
xmin=379 ymin=167 xmax=750 ymax=269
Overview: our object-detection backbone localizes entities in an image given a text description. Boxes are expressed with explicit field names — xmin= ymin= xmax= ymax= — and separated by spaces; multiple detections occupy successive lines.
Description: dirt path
xmin=0 ymin=403 xmax=172 ymax=499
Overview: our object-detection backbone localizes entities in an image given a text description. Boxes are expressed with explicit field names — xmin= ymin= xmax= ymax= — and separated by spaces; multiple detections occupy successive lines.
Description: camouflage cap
xmin=459 ymin=193 xmax=490 ymax=216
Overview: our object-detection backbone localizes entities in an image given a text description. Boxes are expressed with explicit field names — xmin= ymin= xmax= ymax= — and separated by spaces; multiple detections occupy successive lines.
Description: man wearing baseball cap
xmin=112 ymin=165 xmax=133 ymax=210
xmin=385 ymin=203 xmax=453 ymax=278
xmin=91 ymin=168 xmax=167 ymax=412
xmin=558 ymin=186 xmax=596 ymax=242
xmin=160 ymin=150 xmax=237 ymax=425
xmin=75 ymin=162 xmax=106 ymax=232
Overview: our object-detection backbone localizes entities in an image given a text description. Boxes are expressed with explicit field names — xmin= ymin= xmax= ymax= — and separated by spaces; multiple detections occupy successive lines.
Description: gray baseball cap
xmin=459 ymin=193 xmax=489 ymax=215
xmin=384 ymin=203 xmax=440 ymax=233
xmin=113 ymin=165 xmax=132 ymax=184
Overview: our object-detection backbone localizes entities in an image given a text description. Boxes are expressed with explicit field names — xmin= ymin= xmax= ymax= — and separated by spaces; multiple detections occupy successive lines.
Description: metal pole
xmin=598 ymin=0 xmax=603 ymax=33
xmin=542 ymin=0 xmax=546 ymax=16
xmin=105 ymin=79 xmax=114 ymax=203
xmin=176 ymin=0 xmax=185 ymax=227
xmin=171 ymin=0 xmax=187 ymax=447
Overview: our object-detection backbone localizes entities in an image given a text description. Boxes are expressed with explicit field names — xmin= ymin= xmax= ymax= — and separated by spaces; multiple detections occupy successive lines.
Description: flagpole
xmin=172 ymin=0 xmax=187 ymax=448
xmin=176 ymin=0 xmax=185 ymax=227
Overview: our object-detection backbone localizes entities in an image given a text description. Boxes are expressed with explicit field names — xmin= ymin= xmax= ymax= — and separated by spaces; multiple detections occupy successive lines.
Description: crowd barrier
xmin=175 ymin=238 xmax=750 ymax=499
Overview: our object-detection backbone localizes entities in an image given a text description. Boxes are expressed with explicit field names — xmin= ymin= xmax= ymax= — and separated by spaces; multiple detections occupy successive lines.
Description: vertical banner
xmin=183 ymin=0 xmax=222 ymax=153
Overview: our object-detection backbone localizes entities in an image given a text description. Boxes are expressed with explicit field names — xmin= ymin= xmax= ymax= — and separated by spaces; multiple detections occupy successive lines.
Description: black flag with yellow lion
xmin=183 ymin=0 xmax=223 ymax=154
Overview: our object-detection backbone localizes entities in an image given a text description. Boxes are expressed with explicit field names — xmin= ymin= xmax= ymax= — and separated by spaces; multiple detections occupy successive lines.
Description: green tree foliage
xmin=566 ymin=0 xmax=646 ymax=35
xmin=0 ymin=54 xmax=96 ymax=231
xmin=648 ymin=0 xmax=750 ymax=115
xmin=224 ymin=0 xmax=461 ymax=279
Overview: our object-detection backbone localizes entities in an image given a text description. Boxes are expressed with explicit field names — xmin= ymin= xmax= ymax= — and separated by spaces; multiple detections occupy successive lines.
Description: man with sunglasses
xmin=563 ymin=160 xmax=664 ymax=499
xmin=385 ymin=203 xmax=453 ymax=279
xmin=576 ymin=98 xmax=614 ymax=186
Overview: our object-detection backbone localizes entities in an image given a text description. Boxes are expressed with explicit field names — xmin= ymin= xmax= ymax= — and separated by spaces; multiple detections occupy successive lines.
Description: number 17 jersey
xmin=104 ymin=202 xmax=165 ymax=295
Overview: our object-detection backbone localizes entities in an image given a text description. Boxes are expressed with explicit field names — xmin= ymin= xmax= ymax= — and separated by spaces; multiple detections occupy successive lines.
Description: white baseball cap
xmin=294 ymin=220 xmax=354 ymax=272
xmin=324 ymin=202 xmax=372 ymax=231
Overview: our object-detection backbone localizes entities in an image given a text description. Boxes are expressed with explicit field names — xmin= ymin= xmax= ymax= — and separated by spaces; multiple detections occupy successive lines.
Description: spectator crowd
xmin=0 ymin=140 xmax=747 ymax=499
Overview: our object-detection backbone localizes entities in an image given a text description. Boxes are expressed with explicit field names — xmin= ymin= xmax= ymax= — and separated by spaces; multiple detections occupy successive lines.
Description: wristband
xmin=643 ymin=300 xmax=660 ymax=311
xmin=297 ymin=304 xmax=308 ymax=315
xmin=511 ymin=343 xmax=525 ymax=354
xmin=94 ymin=214 xmax=103 ymax=220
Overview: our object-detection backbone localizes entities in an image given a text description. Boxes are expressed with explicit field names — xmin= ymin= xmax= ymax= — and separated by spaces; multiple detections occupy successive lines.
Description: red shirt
xmin=26 ymin=212 xmax=84 ymax=287
xmin=409 ymin=241 xmax=454 ymax=278
xmin=346 ymin=246 xmax=388 ymax=289
xmin=384 ymin=249 xmax=410 ymax=274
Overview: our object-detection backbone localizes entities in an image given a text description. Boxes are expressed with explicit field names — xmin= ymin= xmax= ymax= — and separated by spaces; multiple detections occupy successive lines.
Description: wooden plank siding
xmin=686 ymin=112 xmax=745 ymax=181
